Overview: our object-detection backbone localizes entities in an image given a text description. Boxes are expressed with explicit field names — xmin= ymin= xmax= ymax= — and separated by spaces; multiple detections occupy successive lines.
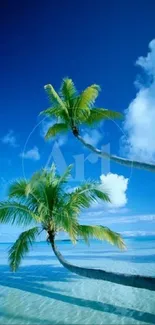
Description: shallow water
xmin=0 ymin=237 xmax=155 ymax=324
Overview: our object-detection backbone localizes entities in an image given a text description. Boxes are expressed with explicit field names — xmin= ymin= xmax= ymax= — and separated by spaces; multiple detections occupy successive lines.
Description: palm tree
xmin=40 ymin=78 xmax=155 ymax=172
xmin=0 ymin=165 xmax=154 ymax=291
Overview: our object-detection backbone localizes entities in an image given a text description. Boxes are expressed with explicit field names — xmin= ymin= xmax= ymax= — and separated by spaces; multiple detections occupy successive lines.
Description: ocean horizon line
xmin=0 ymin=234 xmax=155 ymax=245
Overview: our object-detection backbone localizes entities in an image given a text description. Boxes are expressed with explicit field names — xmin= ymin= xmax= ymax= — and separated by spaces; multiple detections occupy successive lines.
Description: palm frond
xmin=68 ymin=190 xmax=91 ymax=211
xmin=92 ymin=187 xmax=111 ymax=203
xmin=44 ymin=84 xmax=67 ymax=113
xmin=53 ymin=205 xmax=78 ymax=244
xmin=73 ymin=85 xmax=100 ymax=123
xmin=39 ymin=106 xmax=64 ymax=118
xmin=59 ymin=213 xmax=78 ymax=244
xmin=69 ymin=182 xmax=110 ymax=209
xmin=0 ymin=201 xmax=40 ymax=226
xmin=28 ymin=175 xmax=52 ymax=216
xmin=79 ymin=85 xmax=101 ymax=108
xmin=50 ymin=163 xmax=56 ymax=178
xmin=77 ymin=225 xmax=126 ymax=249
xmin=45 ymin=123 xmax=69 ymax=140
xmin=8 ymin=180 xmax=29 ymax=198
xmin=85 ymin=108 xmax=123 ymax=126
xmin=9 ymin=227 xmax=40 ymax=271
xmin=28 ymin=165 xmax=66 ymax=219
xmin=8 ymin=178 xmax=50 ymax=221
xmin=30 ymin=169 xmax=45 ymax=182
xmin=60 ymin=78 xmax=77 ymax=101
xmin=68 ymin=184 xmax=95 ymax=212
xmin=73 ymin=98 xmax=90 ymax=123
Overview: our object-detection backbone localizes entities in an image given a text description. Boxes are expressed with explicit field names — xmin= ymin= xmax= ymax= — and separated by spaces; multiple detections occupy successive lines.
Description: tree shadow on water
xmin=0 ymin=265 xmax=154 ymax=324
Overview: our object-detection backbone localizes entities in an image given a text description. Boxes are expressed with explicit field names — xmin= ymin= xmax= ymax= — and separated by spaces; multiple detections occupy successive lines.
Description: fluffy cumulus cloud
xmin=99 ymin=173 xmax=129 ymax=208
xmin=20 ymin=146 xmax=40 ymax=161
xmin=82 ymin=129 xmax=102 ymax=147
xmin=122 ymin=39 xmax=155 ymax=162
xmin=1 ymin=130 xmax=18 ymax=147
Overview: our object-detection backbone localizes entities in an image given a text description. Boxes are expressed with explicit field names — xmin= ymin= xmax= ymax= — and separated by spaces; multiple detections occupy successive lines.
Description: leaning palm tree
xmin=0 ymin=164 xmax=155 ymax=291
xmin=40 ymin=78 xmax=155 ymax=172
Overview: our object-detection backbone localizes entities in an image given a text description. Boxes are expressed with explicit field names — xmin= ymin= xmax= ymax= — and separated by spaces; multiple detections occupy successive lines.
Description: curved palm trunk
xmin=49 ymin=236 xmax=155 ymax=291
xmin=76 ymin=134 xmax=155 ymax=172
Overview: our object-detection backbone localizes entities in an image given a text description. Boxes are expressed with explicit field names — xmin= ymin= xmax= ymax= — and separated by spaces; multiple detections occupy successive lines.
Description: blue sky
xmin=0 ymin=0 xmax=155 ymax=242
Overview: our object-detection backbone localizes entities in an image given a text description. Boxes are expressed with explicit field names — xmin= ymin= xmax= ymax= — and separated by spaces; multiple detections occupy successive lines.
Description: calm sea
xmin=0 ymin=237 xmax=155 ymax=324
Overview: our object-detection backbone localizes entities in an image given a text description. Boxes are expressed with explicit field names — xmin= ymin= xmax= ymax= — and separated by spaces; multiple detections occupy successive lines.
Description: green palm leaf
xmin=53 ymin=203 xmax=78 ymax=243
xmin=49 ymin=163 xmax=56 ymax=179
xmin=85 ymin=108 xmax=123 ymax=126
xmin=78 ymin=85 xmax=101 ymax=109
xmin=8 ymin=179 xmax=29 ymax=198
xmin=92 ymin=187 xmax=111 ymax=202
xmin=64 ymin=183 xmax=110 ymax=226
xmin=74 ymin=85 xmax=101 ymax=122
xmin=60 ymin=78 xmax=77 ymax=101
xmin=57 ymin=212 xmax=78 ymax=244
xmin=9 ymin=227 xmax=40 ymax=271
xmin=45 ymin=123 xmax=69 ymax=139
xmin=44 ymin=84 xmax=67 ymax=112
xmin=0 ymin=201 xmax=40 ymax=226
xmin=77 ymin=225 xmax=126 ymax=249
xmin=68 ymin=189 xmax=92 ymax=211
xmin=8 ymin=179 xmax=50 ymax=219
xmin=39 ymin=106 xmax=64 ymax=118
xmin=70 ymin=182 xmax=110 ymax=207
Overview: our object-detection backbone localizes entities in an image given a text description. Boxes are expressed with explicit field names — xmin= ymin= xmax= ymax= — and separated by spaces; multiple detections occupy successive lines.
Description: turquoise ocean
xmin=0 ymin=236 xmax=155 ymax=324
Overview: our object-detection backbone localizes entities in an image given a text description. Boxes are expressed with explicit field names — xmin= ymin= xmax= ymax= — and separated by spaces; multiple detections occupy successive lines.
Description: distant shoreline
xmin=0 ymin=235 xmax=155 ymax=245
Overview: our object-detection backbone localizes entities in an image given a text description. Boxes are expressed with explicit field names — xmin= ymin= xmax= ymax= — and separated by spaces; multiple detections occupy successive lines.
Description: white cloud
xmin=80 ymin=209 xmax=129 ymax=225
xmin=122 ymin=39 xmax=155 ymax=162
xmin=86 ymin=213 xmax=155 ymax=225
xmin=106 ymin=207 xmax=129 ymax=214
xmin=20 ymin=146 xmax=40 ymax=161
xmin=1 ymin=130 xmax=18 ymax=147
xmin=99 ymin=173 xmax=129 ymax=208
xmin=121 ymin=231 xmax=155 ymax=237
xmin=82 ymin=129 xmax=102 ymax=147
xmin=117 ymin=214 xmax=155 ymax=223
